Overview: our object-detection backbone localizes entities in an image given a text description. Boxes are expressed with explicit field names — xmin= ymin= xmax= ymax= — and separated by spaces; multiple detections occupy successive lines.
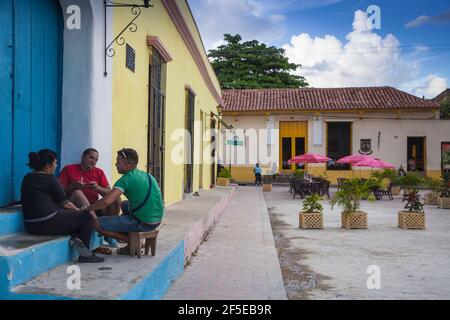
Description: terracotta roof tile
xmin=222 ymin=87 xmax=440 ymax=112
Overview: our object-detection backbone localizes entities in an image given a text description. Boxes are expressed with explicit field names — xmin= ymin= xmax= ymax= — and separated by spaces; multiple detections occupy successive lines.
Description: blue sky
xmin=189 ymin=0 xmax=450 ymax=98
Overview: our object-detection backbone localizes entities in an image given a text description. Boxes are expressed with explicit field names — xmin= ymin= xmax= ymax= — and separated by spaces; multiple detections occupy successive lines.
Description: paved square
xmin=265 ymin=186 xmax=450 ymax=300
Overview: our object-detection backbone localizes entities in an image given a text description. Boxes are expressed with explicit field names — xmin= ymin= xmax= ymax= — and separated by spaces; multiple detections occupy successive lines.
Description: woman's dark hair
xmin=27 ymin=149 xmax=58 ymax=171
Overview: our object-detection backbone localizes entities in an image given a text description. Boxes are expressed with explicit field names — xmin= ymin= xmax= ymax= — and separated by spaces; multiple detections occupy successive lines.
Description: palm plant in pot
xmin=217 ymin=168 xmax=232 ymax=186
xmin=397 ymin=172 xmax=425 ymax=229
xmin=299 ymin=194 xmax=324 ymax=229
xmin=437 ymin=172 xmax=450 ymax=209
xmin=330 ymin=178 xmax=370 ymax=229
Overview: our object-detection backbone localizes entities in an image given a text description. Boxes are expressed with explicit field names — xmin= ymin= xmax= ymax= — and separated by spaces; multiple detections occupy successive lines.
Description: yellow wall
xmin=112 ymin=0 xmax=220 ymax=206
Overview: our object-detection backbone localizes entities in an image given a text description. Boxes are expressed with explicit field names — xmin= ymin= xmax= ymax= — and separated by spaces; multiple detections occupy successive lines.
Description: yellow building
xmin=111 ymin=0 xmax=222 ymax=205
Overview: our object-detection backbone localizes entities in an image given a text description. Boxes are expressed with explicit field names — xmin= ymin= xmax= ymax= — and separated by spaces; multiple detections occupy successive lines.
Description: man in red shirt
xmin=59 ymin=148 xmax=120 ymax=217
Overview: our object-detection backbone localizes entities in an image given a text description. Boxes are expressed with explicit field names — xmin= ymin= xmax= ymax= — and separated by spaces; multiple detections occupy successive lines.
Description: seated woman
xmin=21 ymin=149 xmax=104 ymax=263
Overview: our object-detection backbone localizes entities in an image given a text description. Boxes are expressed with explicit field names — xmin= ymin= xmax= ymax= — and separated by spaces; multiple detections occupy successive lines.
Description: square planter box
xmin=424 ymin=192 xmax=439 ymax=205
xmin=341 ymin=211 xmax=368 ymax=229
xmin=216 ymin=178 xmax=230 ymax=187
xmin=398 ymin=211 xmax=425 ymax=229
xmin=391 ymin=186 xmax=401 ymax=196
xmin=299 ymin=212 xmax=323 ymax=229
xmin=263 ymin=184 xmax=272 ymax=192
xmin=437 ymin=197 xmax=450 ymax=209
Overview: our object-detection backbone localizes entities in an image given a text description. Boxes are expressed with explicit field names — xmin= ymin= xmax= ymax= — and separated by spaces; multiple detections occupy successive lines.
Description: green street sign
xmin=227 ymin=140 xmax=243 ymax=146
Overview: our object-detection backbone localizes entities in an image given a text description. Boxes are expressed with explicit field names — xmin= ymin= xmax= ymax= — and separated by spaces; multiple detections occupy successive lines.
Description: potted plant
xmin=330 ymin=178 xmax=369 ymax=229
xmin=397 ymin=173 xmax=425 ymax=229
xmin=423 ymin=176 xmax=441 ymax=205
xmin=299 ymin=194 xmax=324 ymax=229
xmin=437 ymin=172 xmax=450 ymax=209
xmin=217 ymin=168 xmax=231 ymax=186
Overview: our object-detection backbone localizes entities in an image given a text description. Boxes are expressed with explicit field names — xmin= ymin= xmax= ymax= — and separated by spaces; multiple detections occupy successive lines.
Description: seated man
xmin=86 ymin=148 xmax=164 ymax=254
xmin=59 ymin=148 xmax=120 ymax=216
xmin=59 ymin=148 xmax=121 ymax=247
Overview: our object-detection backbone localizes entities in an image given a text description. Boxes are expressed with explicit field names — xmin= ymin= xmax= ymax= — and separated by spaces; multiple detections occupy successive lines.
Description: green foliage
xmin=443 ymin=150 xmax=450 ymax=166
xmin=402 ymin=189 xmax=424 ymax=212
xmin=371 ymin=169 xmax=399 ymax=184
xmin=440 ymin=99 xmax=450 ymax=119
xmin=330 ymin=178 xmax=371 ymax=213
xmin=396 ymin=172 xmax=424 ymax=190
xmin=302 ymin=194 xmax=323 ymax=213
xmin=422 ymin=176 xmax=441 ymax=193
xmin=293 ymin=169 xmax=305 ymax=179
xmin=208 ymin=34 xmax=309 ymax=89
xmin=396 ymin=172 xmax=425 ymax=211
xmin=439 ymin=172 xmax=450 ymax=198
xmin=218 ymin=168 xmax=232 ymax=179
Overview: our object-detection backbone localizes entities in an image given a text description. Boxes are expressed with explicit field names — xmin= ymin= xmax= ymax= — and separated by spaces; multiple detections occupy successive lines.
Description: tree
xmin=208 ymin=34 xmax=308 ymax=89
xmin=440 ymin=99 xmax=450 ymax=119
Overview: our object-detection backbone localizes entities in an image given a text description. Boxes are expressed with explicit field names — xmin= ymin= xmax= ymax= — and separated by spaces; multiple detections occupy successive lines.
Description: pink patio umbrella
xmin=336 ymin=154 xmax=377 ymax=177
xmin=336 ymin=154 xmax=375 ymax=165
xmin=353 ymin=158 xmax=395 ymax=169
xmin=288 ymin=153 xmax=331 ymax=175
xmin=288 ymin=153 xmax=331 ymax=165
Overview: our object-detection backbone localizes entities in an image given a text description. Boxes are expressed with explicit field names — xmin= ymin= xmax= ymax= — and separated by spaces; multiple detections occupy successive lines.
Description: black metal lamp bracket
xmin=104 ymin=0 xmax=153 ymax=77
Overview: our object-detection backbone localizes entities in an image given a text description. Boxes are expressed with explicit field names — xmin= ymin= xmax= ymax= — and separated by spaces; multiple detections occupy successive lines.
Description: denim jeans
xmin=98 ymin=201 xmax=159 ymax=233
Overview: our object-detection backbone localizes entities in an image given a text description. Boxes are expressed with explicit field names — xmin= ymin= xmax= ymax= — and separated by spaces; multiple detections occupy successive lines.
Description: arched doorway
xmin=0 ymin=0 xmax=63 ymax=206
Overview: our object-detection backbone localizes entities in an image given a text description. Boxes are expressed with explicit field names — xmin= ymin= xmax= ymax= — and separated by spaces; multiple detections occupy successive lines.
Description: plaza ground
xmin=265 ymin=186 xmax=450 ymax=300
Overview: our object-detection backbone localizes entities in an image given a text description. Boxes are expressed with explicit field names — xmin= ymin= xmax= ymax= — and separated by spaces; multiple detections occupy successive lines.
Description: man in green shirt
xmin=86 ymin=148 xmax=164 ymax=246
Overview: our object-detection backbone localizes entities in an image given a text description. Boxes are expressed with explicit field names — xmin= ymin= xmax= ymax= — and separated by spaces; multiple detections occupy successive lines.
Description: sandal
xmin=93 ymin=247 xmax=113 ymax=255
xmin=117 ymin=245 xmax=130 ymax=255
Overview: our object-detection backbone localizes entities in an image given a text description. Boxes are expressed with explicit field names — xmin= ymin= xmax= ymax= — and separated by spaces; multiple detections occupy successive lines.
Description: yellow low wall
xmin=229 ymin=166 xmax=445 ymax=185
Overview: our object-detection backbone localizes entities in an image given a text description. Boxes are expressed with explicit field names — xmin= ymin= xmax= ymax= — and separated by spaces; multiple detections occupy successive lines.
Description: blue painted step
xmin=0 ymin=209 xmax=25 ymax=237
xmin=9 ymin=240 xmax=185 ymax=300
xmin=0 ymin=230 xmax=103 ymax=299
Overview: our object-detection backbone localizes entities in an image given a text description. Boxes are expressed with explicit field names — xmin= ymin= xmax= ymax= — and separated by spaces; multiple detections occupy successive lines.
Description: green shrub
xmin=330 ymin=178 xmax=371 ymax=213
xmin=397 ymin=172 xmax=425 ymax=212
xmin=402 ymin=189 xmax=424 ymax=212
xmin=293 ymin=169 xmax=305 ymax=179
xmin=302 ymin=194 xmax=323 ymax=213
xmin=218 ymin=168 xmax=232 ymax=179
xmin=439 ymin=172 xmax=450 ymax=198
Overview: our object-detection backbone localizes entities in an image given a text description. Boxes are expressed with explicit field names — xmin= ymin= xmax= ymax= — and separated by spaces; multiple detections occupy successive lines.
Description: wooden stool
xmin=128 ymin=230 xmax=159 ymax=258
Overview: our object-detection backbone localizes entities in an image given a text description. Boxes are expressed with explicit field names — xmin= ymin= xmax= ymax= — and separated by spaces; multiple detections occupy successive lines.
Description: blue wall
xmin=0 ymin=0 xmax=63 ymax=206
xmin=0 ymin=0 xmax=13 ymax=206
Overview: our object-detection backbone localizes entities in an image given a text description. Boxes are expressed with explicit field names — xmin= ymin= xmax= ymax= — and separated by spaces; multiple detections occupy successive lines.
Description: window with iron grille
xmin=126 ymin=44 xmax=136 ymax=72
xmin=184 ymin=89 xmax=195 ymax=194
xmin=148 ymin=50 xmax=166 ymax=196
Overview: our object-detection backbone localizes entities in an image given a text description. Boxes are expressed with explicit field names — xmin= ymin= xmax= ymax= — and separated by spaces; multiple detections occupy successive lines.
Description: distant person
xmin=271 ymin=162 xmax=278 ymax=181
xmin=254 ymin=163 xmax=262 ymax=186
xmin=21 ymin=149 xmax=104 ymax=263
xmin=408 ymin=157 xmax=416 ymax=171
xmin=397 ymin=165 xmax=406 ymax=176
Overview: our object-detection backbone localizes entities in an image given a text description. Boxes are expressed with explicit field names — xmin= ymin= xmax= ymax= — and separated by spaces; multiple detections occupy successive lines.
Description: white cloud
xmin=283 ymin=10 xmax=447 ymax=98
xmin=404 ymin=75 xmax=448 ymax=98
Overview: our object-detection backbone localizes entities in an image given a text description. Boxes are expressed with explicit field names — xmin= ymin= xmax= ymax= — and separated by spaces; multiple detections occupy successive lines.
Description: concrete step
xmin=0 ymin=231 xmax=104 ymax=299
xmin=0 ymin=209 xmax=25 ymax=237
xmin=10 ymin=238 xmax=184 ymax=300
xmin=0 ymin=233 xmax=74 ymax=299
xmin=5 ymin=186 xmax=237 ymax=300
